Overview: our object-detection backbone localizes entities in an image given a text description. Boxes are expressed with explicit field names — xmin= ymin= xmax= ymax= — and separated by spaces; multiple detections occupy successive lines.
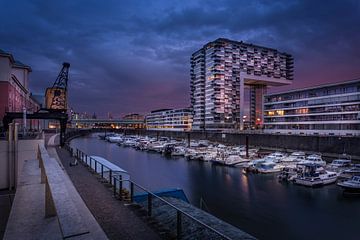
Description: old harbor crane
xmin=45 ymin=62 xmax=70 ymax=112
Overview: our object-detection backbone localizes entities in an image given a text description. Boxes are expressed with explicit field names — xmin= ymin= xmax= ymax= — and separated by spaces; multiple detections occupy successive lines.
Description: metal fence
xmin=64 ymin=143 xmax=232 ymax=240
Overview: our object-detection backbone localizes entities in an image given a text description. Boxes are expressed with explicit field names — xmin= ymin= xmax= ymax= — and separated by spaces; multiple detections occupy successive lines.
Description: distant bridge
xmin=71 ymin=118 xmax=144 ymax=125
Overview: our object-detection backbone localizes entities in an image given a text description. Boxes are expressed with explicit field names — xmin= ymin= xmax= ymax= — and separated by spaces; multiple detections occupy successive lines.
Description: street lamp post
xmin=23 ymin=107 xmax=27 ymax=137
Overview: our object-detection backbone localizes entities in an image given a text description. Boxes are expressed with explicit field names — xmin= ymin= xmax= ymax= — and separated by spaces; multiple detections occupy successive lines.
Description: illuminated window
xmin=276 ymin=110 xmax=284 ymax=116
xmin=296 ymin=108 xmax=308 ymax=114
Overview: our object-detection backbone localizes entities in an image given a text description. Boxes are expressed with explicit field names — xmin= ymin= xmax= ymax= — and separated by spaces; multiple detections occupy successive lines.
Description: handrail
xmin=113 ymin=176 xmax=232 ymax=240
xmin=66 ymin=143 xmax=233 ymax=240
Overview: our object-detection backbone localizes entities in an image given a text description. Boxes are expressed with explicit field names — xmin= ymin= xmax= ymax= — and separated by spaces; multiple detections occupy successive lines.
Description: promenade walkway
xmin=47 ymin=135 xmax=162 ymax=240
xmin=0 ymin=190 xmax=14 ymax=239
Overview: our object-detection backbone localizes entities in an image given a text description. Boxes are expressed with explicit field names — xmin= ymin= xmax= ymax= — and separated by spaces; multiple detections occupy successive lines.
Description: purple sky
xmin=1 ymin=0 xmax=359 ymax=118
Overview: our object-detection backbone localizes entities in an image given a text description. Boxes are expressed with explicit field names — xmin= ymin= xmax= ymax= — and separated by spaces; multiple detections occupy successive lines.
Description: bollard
xmin=95 ymin=161 xmax=97 ymax=173
xmin=101 ymin=165 xmax=104 ymax=178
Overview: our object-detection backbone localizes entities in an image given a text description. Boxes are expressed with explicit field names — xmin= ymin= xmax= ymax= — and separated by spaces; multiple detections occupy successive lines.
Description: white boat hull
xmin=295 ymin=176 xmax=337 ymax=187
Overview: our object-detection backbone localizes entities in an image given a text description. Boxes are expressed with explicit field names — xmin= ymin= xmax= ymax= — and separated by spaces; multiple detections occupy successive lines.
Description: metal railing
xmin=64 ymin=143 xmax=233 ymax=240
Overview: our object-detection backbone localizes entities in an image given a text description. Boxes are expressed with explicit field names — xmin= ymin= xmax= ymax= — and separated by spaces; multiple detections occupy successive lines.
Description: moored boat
xmin=337 ymin=175 xmax=360 ymax=193
xmin=329 ymin=154 xmax=352 ymax=169
xmin=257 ymin=161 xmax=284 ymax=173
xmin=281 ymin=152 xmax=306 ymax=163
xmin=299 ymin=154 xmax=326 ymax=166
xmin=294 ymin=163 xmax=338 ymax=187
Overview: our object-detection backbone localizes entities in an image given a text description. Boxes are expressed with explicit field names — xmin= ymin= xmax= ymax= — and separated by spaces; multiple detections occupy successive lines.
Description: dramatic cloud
xmin=1 ymin=0 xmax=359 ymax=117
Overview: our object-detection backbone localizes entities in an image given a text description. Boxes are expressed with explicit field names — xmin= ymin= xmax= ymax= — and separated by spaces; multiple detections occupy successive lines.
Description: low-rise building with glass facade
xmin=146 ymin=108 xmax=193 ymax=131
xmin=263 ymin=79 xmax=360 ymax=136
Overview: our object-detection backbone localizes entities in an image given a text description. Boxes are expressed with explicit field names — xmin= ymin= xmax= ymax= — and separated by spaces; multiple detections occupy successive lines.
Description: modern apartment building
xmin=146 ymin=108 xmax=192 ymax=131
xmin=263 ymin=79 xmax=360 ymax=136
xmin=0 ymin=49 xmax=40 ymax=129
xmin=190 ymin=38 xmax=293 ymax=131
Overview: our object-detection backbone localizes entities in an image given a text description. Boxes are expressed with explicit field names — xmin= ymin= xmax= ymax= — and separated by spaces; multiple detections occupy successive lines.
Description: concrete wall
xmin=122 ymin=129 xmax=360 ymax=157
xmin=0 ymin=141 xmax=8 ymax=189
xmin=17 ymin=139 xmax=44 ymax=178
xmin=0 ymin=139 xmax=44 ymax=190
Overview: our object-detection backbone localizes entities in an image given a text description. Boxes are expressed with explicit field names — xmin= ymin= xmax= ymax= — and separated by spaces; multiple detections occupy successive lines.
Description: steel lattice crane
xmin=45 ymin=62 xmax=70 ymax=112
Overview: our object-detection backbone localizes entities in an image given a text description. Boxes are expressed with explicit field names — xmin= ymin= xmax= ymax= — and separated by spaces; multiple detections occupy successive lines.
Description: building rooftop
xmin=0 ymin=48 xmax=32 ymax=71
xmin=150 ymin=108 xmax=173 ymax=113
xmin=192 ymin=38 xmax=292 ymax=57
xmin=266 ymin=77 xmax=360 ymax=97
xmin=149 ymin=108 xmax=191 ymax=114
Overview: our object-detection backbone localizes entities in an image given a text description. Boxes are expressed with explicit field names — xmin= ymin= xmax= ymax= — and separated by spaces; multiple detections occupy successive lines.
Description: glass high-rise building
xmin=190 ymin=38 xmax=293 ymax=131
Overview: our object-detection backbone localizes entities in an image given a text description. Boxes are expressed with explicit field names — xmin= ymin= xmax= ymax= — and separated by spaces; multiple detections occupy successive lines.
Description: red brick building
xmin=0 ymin=49 xmax=40 ymax=129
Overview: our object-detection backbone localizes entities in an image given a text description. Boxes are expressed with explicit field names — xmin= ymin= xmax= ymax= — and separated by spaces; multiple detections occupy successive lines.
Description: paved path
xmin=4 ymin=159 xmax=63 ymax=240
xmin=51 ymin=139 xmax=162 ymax=240
xmin=0 ymin=190 xmax=14 ymax=239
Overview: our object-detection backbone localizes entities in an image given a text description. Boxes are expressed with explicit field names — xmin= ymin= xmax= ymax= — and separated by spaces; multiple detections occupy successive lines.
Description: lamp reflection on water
xmin=240 ymin=171 xmax=249 ymax=194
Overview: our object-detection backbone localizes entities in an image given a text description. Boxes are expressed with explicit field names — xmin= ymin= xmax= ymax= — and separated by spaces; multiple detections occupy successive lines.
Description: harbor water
xmin=70 ymin=134 xmax=359 ymax=240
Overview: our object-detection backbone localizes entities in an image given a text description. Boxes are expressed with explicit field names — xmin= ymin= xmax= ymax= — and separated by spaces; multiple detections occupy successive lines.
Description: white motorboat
xmin=202 ymin=151 xmax=218 ymax=162
xmin=122 ymin=138 xmax=137 ymax=147
xmin=257 ymin=161 xmax=284 ymax=173
xmin=224 ymin=155 xmax=248 ymax=166
xmin=184 ymin=148 xmax=199 ymax=160
xmin=338 ymin=164 xmax=360 ymax=179
xmin=171 ymin=146 xmax=186 ymax=156
xmin=337 ymin=176 xmax=360 ymax=193
xmin=106 ymin=134 xmax=123 ymax=143
xmin=148 ymin=142 xmax=167 ymax=152
xmin=261 ymin=152 xmax=287 ymax=163
xmin=281 ymin=152 xmax=306 ymax=163
xmin=329 ymin=155 xmax=352 ymax=169
xmin=245 ymin=157 xmax=274 ymax=172
xmin=294 ymin=163 xmax=337 ymax=187
xmin=300 ymin=154 xmax=326 ymax=166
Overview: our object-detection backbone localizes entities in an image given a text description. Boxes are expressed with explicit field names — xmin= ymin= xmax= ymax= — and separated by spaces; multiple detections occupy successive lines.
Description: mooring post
xmin=246 ymin=135 xmax=249 ymax=158
xmin=187 ymin=133 xmax=190 ymax=147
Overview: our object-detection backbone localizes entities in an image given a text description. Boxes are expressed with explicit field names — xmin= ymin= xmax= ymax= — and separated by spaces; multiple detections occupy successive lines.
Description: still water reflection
xmin=70 ymin=134 xmax=359 ymax=240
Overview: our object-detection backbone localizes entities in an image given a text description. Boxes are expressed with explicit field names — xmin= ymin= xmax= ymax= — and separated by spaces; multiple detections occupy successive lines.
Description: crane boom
xmin=45 ymin=62 xmax=70 ymax=112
